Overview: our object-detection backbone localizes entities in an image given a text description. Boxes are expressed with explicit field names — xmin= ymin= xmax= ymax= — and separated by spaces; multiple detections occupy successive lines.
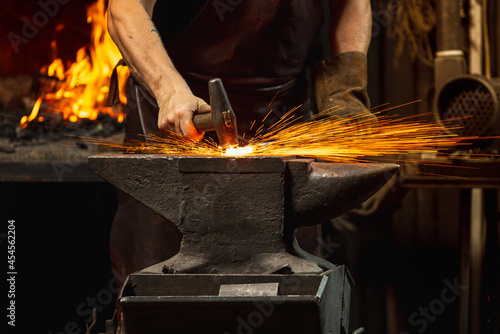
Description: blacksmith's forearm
xmin=329 ymin=0 xmax=372 ymax=56
xmin=107 ymin=0 xmax=189 ymax=102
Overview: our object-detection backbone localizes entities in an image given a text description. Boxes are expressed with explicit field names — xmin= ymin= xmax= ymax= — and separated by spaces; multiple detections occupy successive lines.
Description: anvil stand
xmin=89 ymin=154 xmax=398 ymax=334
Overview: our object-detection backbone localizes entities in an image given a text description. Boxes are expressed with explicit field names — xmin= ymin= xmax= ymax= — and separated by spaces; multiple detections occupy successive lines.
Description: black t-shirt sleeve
xmin=152 ymin=0 xmax=208 ymax=43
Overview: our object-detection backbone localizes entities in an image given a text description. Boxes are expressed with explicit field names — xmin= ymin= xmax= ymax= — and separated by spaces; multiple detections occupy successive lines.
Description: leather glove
xmin=313 ymin=51 xmax=377 ymax=127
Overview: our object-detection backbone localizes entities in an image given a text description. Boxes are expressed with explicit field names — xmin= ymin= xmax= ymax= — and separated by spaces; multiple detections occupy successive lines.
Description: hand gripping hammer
xmin=192 ymin=78 xmax=239 ymax=147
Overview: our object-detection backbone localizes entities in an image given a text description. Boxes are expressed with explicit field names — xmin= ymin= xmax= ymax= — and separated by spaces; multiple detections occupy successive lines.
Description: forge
xmin=89 ymin=154 xmax=398 ymax=333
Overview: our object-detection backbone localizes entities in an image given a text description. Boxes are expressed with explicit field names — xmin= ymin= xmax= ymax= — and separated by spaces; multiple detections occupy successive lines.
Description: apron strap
xmin=106 ymin=58 xmax=127 ymax=107
xmin=107 ymin=59 xmax=159 ymax=108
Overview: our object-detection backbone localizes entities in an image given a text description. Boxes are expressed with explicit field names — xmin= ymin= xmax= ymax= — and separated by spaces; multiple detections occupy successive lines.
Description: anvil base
xmin=119 ymin=266 xmax=352 ymax=334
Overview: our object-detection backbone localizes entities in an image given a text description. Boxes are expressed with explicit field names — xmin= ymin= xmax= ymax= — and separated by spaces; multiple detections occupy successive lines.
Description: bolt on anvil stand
xmin=89 ymin=154 xmax=398 ymax=333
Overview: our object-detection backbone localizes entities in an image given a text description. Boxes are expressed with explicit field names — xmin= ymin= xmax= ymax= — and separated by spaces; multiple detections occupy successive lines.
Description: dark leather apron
xmin=110 ymin=0 xmax=325 ymax=296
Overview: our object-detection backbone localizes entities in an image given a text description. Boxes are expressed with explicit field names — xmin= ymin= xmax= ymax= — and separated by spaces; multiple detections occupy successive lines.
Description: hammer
xmin=192 ymin=78 xmax=239 ymax=148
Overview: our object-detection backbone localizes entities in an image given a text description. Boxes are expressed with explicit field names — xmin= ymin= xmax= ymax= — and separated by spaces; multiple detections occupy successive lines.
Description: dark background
xmin=1 ymin=1 xmax=118 ymax=333
xmin=0 ymin=0 xmax=96 ymax=77
xmin=1 ymin=182 xmax=117 ymax=333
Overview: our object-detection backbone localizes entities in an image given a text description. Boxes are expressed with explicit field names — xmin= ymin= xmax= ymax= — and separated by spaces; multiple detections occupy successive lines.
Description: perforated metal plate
xmin=435 ymin=75 xmax=500 ymax=137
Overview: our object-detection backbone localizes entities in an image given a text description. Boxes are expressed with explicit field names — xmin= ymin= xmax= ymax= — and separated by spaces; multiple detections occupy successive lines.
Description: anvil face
xmin=89 ymin=154 xmax=398 ymax=274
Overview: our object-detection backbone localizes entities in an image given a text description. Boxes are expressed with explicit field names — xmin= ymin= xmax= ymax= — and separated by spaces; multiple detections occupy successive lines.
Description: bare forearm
xmin=107 ymin=0 xmax=190 ymax=102
xmin=107 ymin=0 xmax=209 ymax=140
xmin=328 ymin=0 xmax=372 ymax=56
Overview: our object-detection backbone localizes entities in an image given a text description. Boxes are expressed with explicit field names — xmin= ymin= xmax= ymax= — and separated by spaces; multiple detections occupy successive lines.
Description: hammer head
xmin=192 ymin=79 xmax=239 ymax=147
xmin=208 ymin=78 xmax=239 ymax=147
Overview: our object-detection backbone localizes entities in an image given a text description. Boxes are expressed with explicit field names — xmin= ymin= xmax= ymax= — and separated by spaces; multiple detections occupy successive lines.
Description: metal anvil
xmin=89 ymin=154 xmax=398 ymax=274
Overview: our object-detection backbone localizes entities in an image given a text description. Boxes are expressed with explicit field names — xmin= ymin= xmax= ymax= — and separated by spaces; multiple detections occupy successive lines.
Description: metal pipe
xmin=433 ymin=0 xmax=467 ymax=105
xmin=435 ymin=0 xmax=462 ymax=52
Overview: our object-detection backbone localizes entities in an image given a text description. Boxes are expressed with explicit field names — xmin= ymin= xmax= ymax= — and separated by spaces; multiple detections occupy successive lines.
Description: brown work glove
xmin=313 ymin=51 xmax=377 ymax=128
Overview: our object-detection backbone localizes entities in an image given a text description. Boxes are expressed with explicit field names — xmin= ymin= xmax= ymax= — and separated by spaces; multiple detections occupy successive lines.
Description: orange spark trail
xmin=89 ymin=102 xmax=487 ymax=163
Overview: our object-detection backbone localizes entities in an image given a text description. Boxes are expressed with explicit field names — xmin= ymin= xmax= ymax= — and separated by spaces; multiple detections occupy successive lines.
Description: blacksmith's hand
xmin=157 ymin=86 xmax=211 ymax=141
xmin=313 ymin=51 xmax=377 ymax=130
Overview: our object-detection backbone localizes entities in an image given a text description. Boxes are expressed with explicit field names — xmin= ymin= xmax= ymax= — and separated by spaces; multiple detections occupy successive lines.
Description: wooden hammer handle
xmin=193 ymin=112 xmax=214 ymax=132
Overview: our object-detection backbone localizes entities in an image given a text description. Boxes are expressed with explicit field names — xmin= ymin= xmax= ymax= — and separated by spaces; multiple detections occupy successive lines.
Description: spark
xmin=261 ymin=109 xmax=274 ymax=123
xmin=222 ymin=145 xmax=254 ymax=156
xmin=89 ymin=101 xmax=497 ymax=166
xmin=268 ymin=90 xmax=279 ymax=106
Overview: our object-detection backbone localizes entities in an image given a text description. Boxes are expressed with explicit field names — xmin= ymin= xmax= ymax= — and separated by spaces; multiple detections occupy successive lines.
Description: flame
xmin=47 ymin=58 xmax=65 ymax=81
xmin=20 ymin=97 xmax=42 ymax=129
xmin=21 ymin=0 xmax=128 ymax=129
